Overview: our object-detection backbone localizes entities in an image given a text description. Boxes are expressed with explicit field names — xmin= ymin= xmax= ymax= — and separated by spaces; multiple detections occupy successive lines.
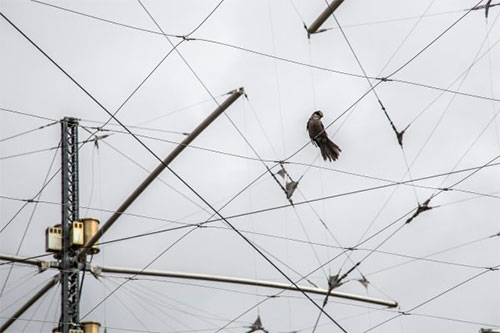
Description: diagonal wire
xmin=386 ymin=0 xmax=484 ymax=78
xmin=134 ymin=3 xmax=347 ymax=329
xmin=326 ymin=2 xmax=402 ymax=143
xmin=284 ymin=0 xmax=486 ymax=162
xmin=361 ymin=264 xmax=499 ymax=333
xmin=81 ymin=226 xmax=199 ymax=320
xmin=365 ymin=232 xmax=498 ymax=277
xmin=0 ymin=120 xmax=58 ymax=143
xmin=0 ymin=107 xmax=57 ymax=121
xmin=0 ymin=140 xmax=59 ymax=299
xmin=335 ymin=152 xmax=500 ymax=286
xmin=24 ymin=0 xmax=500 ymax=104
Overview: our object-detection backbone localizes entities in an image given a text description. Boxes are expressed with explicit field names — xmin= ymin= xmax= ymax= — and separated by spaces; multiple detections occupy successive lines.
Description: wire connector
xmin=405 ymin=197 xmax=433 ymax=224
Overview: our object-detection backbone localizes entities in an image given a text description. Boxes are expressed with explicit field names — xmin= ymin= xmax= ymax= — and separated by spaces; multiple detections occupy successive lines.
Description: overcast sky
xmin=1 ymin=0 xmax=500 ymax=332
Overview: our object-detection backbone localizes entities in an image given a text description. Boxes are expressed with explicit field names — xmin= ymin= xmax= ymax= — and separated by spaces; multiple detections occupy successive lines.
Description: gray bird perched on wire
xmin=307 ymin=110 xmax=341 ymax=161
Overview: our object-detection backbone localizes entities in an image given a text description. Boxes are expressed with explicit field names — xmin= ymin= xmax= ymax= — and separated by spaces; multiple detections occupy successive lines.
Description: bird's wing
xmin=308 ymin=118 xmax=325 ymax=141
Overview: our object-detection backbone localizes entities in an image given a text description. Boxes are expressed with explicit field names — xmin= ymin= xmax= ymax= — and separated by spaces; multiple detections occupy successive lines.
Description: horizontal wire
xmin=27 ymin=0 xmax=500 ymax=104
xmin=2 ymin=156 xmax=500 ymax=240
xmin=0 ymin=107 xmax=57 ymax=121
xmin=81 ymin=125 xmax=279 ymax=163
xmin=0 ymin=120 xmax=58 ymax=143
xmin=4 ymin=2 xmax=500 ymax=328
xmin=0 ymin=145 xmax=59 ymax=161
xmin=362 ymin=264 xmax=500 ymax=332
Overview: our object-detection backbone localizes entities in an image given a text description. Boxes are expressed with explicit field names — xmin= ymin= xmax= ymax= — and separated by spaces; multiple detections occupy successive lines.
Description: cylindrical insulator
xmin=82 ymin=321 xmax=101 ymax=333
xmin=82 ymin=218 xmax=100 ymax=254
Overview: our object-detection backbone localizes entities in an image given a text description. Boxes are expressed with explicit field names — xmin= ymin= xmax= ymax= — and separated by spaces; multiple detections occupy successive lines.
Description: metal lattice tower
xmin=60 ymin=117 xmax=80 ymax=332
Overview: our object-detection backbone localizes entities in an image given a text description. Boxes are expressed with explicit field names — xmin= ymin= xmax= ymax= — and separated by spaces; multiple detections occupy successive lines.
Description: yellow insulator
xmin=81 ymin=321 xmax=101 ymax=333
xmin=81 ymin=218 xmax=100 ymax=254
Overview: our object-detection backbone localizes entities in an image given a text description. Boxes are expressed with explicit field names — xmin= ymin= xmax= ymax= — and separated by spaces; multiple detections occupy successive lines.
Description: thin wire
xmin=105 ymin=274 xmax=305 ymax=300
xmin=0 ymin=134 xmax=110 ymax=161
xmin=131 ymin=279 xmax=244 ymax=326
xmin=365 ymin=233 xmax=497 ymax=277
xmin=0 ymin=120 xmax=58 ymax=143
xmin=0 ymin=145 xmax=61 ymax=161
xmin=386 ymin=0 xmax=484 ymax=78
xmin=136 ymin=0 xmax=276 ymax=176
xmin=79 ymin=126 xmax=212 ymax=215
xmin=361 ymin=265 xmax=499 ymax=332
xmin=82 ymin=125 xmax=277 ymax=163
xmin=0 ymin=106 xmax=57 ymax=121
xmin=399 ymin=32 xmax=500 ymax=126
xmin=0 ymin=270 xmax=37 ymax=303
xmin=40 ymin=283 xmax=59 ymax=333
xmin=338 ymin=152 xmax=500 ymax=285
xmin=404 ymin=9 xmax=500 ymax=177
xmin=2 ymin=155 xmax=500 ymax=235
xmin=23 ymin=0 xmax=500 ymax=104
xmin=20 ymin=281 xmax=51 ymax=333
xmin=80 ymin=95 xmax=217 ymax=135
xmin=30 ymin=0 xmax=220 ymax=142
xmin=0 ymin=275 xmax=53 ymax=313
xmin=0 ymin=149 xmax=63 ymax=236
xmin=328 ymin=5 xmax=401 ymax=142
xmin=245 ymin=98 xmax=280 ymax=159
xmin=114 ymin=279 xmax=192 ymax=331
xmin=267 ymin=0 xmax=287 ymax=159
xmin=81 ymin=227 xmax=198 ymax=320
xmin=283 ymin=0 xmax=487 ymax=164
xmin=376 ymin=0 xmax=437 ymax=79
xmin=288 ymin=0 xmax=306 ymax=25
xmin=486 ymin=20 xmax=500 ymax=153
xmin=135 ymin=3 xmax=347 ymax=329
xmin=292 ymin=207 xmax=328 ymax=279
xmin=345 ymin=19 xmax=500 ymax=247
xmin=99 ymin=278 xmax=156 ymax=331
xmin=293 ymin=188 xmax=370 ymax=293
xmin=120 ymin=281 xmax=223 ymax=330
xmin=0 ymin=140 xmax=59 ymax=299
xmin=323 ymin=9 xmax=466 ymax=31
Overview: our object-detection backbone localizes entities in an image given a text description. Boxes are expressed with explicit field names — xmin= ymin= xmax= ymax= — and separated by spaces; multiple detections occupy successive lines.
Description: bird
xmin=306 ymin=110 xmax=341 ymax=161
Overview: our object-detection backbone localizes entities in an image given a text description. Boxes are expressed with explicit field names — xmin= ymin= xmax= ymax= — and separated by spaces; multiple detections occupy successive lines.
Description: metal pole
xmin=61 ymin=117 xmax=80 ymax=333
xmin=97 ymin=265 xmax=398 ymax=308
xmin=0 ymin=254 xmax=47 ymax=267
xmin=306 ymin=0 xmax=345 ymax=35
xmin=0 ymin=275 xmax=59 ymax=332
xmin=79 ymin=88 xmax=245 ymax=259
xmin=0 ymin=254 xmax=58 ymax=274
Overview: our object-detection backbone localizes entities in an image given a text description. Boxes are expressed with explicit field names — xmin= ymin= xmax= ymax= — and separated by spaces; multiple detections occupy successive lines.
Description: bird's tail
xmin=319 ymin=138 xmax=341 ymax=161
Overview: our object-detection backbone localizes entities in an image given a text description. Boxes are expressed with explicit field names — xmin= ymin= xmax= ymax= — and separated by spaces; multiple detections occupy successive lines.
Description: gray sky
xmin=1 ymin=0 xmax=500 ymax=332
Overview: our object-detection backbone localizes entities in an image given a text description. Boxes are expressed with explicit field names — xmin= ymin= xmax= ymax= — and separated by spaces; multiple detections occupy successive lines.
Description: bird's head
xmin=313 ymin=110 xmax=324 ymax=118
